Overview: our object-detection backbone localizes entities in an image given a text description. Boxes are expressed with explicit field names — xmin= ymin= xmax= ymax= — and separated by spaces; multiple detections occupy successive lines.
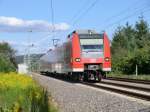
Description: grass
xmin=107 ymin=73 xmax=150 ymax=81
xmin=0 ymin=72 xmax=58 ymax=112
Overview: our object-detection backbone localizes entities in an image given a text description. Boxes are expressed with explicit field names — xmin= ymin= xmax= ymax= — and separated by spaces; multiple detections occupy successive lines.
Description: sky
xmin=0 ymin=0 xmax=149 ymax=55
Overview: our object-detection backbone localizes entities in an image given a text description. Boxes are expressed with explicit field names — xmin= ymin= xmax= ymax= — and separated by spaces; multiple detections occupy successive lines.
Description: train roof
xmin=73 ymin=29 xmax=100 ymax=35
xmin=72 ymin=29 xmax=104 ymax=39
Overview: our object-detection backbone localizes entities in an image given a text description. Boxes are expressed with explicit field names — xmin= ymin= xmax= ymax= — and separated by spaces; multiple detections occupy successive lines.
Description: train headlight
xmin=105 ymin=57 xmax=110 ymax=62
xmin=75 ymin=58 xmax=80 ymax=62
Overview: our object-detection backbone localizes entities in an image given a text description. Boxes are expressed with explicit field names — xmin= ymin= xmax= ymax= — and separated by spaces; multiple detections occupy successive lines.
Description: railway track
xmin=106 ymin=77 xmax=150 ymax=84
xmin=81 ymin=79 xmax=150 ymax=101
xmin=101 ymin=79 xmax=150 ymax=92
xmin=39 ymin=72 xmax=150 ymax=101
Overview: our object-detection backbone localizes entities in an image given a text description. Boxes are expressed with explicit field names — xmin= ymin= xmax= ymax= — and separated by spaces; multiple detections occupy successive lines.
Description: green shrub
xmin=0 ymin=73 xmax=58 ymax=112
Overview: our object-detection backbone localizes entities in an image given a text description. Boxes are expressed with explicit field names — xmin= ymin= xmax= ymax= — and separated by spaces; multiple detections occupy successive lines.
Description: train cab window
xmin=80 ymin=38 xmax=103 ymax=52
xmin=82 ymin=45 xmax=103 ymax=51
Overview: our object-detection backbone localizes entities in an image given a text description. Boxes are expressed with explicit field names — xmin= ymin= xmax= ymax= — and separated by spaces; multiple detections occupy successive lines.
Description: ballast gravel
xmin=33 ymin=74 xmax=150 ymax=112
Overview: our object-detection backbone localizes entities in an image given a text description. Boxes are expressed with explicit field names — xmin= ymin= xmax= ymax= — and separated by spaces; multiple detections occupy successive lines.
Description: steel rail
xmin=81 ymin=82 xmax=150 ymax=101
xmin=106 ymin=77 xmax=150 ymax=84
xmin=101 ymin=81 xmax=150 ymax=92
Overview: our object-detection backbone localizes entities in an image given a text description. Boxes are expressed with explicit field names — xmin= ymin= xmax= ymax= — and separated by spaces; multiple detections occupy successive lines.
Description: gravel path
xmin=33 ymin=74 xmax=150 ymax=112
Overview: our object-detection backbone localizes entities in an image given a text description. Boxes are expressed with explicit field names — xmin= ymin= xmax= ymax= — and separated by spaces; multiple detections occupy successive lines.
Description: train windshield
xmin=80 ymin=38 xmax=103 ymax=52
xmin=82 ymin=45 xmax=103 ymax=51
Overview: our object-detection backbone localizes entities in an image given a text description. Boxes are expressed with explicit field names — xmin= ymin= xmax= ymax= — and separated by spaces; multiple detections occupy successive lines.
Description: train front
xmin=71 ymin=30 xmax=111 ymax=81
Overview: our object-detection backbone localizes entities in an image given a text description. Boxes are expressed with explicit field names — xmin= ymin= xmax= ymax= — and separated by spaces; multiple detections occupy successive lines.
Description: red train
xmin=40 ymin=29 xmax=111 ymax=82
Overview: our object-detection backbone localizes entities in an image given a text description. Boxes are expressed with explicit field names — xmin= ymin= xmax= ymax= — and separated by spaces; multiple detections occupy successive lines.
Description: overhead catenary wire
xmin=69 ymin=0 xmax=91 ymax=23
xmin=92 ymin=0 xmax=148 ymax=32
xmin=34 ymin=33 xmax=52 ymax=45
xmin=102 ymin=0 xmax=143 ymax=23
xmin=102 ymin=6 xmax=150 ymax=30
xmin=72 ymin=0 xmax=100 ymax=27
xmin=67 ymin=0 xmax=92 ymax=33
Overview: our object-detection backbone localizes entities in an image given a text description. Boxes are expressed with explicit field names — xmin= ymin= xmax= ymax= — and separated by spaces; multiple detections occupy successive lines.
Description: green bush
xmin=0 ymin=73 xmax=58 ymax=112
xmin=0 ymin=54 xmax=16 ymax=73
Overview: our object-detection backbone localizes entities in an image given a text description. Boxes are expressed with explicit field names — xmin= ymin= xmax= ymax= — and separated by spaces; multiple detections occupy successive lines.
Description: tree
xmin=0 ymin=42 xmax=17 ymax=72
xmin=111 ymin=23 xmax=136 ymax=73
xmin=135 ymin=17 xmax=149 ymax=48
xmin=111 ymin=18 xmax=150 ymax=74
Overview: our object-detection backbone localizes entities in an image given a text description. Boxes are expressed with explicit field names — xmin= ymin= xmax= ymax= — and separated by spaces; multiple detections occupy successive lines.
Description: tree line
xmin=111 ymin=18 xmax=150 ymax=74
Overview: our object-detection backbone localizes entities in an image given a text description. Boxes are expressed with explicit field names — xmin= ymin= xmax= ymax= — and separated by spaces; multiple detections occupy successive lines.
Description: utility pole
xmin=27 ymin=30 xmax=32 ymax=73
xmin=136 ymin=64 xmax=138 ymax=76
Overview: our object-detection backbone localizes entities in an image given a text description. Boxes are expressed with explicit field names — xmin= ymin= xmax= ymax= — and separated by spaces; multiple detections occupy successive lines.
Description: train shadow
xmin=40 ymin=72 xmax=78 ymax=84
xmin=40 ymin=72 xmax=101 ymax=84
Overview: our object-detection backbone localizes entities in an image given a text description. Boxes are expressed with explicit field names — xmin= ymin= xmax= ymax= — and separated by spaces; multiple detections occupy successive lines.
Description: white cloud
xmin=0 ymin=16 xmax=70 ymax=32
